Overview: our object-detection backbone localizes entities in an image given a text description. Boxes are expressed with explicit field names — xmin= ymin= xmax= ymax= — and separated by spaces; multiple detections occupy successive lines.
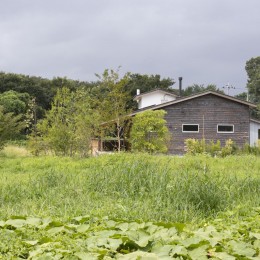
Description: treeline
xmin=1 ymin=56 xmax=259 ymax=155
xmin=0 ymin=71 xmax=224 ymax=121
xmin=0 ymin=69 xmax=228 ymax=154
xmin=0 ymin=70 xmax=176 ymax=153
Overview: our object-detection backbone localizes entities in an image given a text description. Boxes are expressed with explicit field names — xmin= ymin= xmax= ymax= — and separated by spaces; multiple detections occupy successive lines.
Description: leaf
xmin=73 ymin=215 xmax=90 ymax=224
xmin=212 ymin=252 xmax=236 ymax=260
xmin=152 ymin=244 xmax=188 ymax=259
xmin=76 ymin=224 xmax=90 ymax=233
xmin=229 ymin=240 xmax=256 ymax=257
xmin=74 ymin=252 xmax=99 ymax=260
xmin=26 ymin=217 xmax=42 ymax=226
xmin=47 ymin=220 xmax=64 ymax=228
xmin=117 ymin=222 xmax=129 ymax=232
xmin=5 ymin=218 xmax=26 ymax=228
xmin=106 ymin=238 xmax=123 ymax=251
xmin=181 ymin=236 xmax=207 ymax=248
xmin=23 ymin=240 xmax=38 ymax=246
xmin=253 ymin=239 xmax=260 ymax=250
xmin=250 ymin=232 xmax=260 ymax=239
xmin=188 ymin=245 xmax=209 ymax=260
xmin=126 ymin=230 xmax=151 ymax=247
xmin=170 ymin=245 xmax=188 ymax=257
xmin=39 ymin=237 xmax=53 ymax=244
xmin=118 ymin=251 xmax=159 ymax=259
xmin=47 ymin=226 xmax=65 ymax=235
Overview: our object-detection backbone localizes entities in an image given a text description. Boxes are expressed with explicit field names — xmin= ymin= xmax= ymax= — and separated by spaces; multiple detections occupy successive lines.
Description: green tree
xmin=34 ymin=87 xmax=98 ymax=156
xmin=245 ymin=56 xmax=260 ymax=103
xmin=125 ymin=74 xmax=175 ymax=109
xmin=0 ymin=90 xmax=30 ymax=115
xmin=96 ymin=69 xmax=132 ymax=152
xmin=182 ymin=84 xmax=223 ymax=96
xmin=130 ymin=110 xmax=170 ymax=153
xmin=0 ymin=106 xmax=25 ymax=149
xmin=235 ymin=92 xmax=248 ymax=101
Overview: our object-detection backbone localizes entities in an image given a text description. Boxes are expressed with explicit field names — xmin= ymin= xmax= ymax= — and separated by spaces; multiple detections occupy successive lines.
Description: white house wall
xmin=138 ymin=92 xmax=176 ymax=109
xmin=250 ymin=121 xmax=260 ymax=146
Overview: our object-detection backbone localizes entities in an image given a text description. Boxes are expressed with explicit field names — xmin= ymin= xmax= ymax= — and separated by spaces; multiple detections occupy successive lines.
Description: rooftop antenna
xmin=223 ymin=83 xmax=235 ymax=95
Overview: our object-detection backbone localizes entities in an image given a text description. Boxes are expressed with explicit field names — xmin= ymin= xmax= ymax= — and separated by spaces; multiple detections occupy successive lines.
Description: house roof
xmin=133 ymin=88 xmax=178 ymax=101
xmin=250 ymin=118 xmax=260 ymax=124
xmin=130 ymin=91 xmax=257 ymax=116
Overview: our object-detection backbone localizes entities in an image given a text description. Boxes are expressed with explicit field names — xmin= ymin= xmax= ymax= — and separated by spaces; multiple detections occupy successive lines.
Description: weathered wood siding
xmin=161 ymin=94 xmax=250 ymax=154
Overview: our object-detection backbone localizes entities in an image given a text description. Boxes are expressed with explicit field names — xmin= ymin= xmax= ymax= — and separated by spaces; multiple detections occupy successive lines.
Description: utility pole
xmin=223 ymin=83 xmax=235 ymax=95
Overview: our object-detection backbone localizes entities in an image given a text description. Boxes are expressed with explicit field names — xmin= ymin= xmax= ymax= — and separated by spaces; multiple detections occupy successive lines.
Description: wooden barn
xmin=132 ymin=89 xmax=259 ymax=154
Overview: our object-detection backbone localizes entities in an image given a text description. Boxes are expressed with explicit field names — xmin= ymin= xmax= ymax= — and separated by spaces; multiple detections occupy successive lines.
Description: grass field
xmin=0 ymin=150 xmax=259 ymax=222
xmin=0 ymin=148 xmax=259 ymax=258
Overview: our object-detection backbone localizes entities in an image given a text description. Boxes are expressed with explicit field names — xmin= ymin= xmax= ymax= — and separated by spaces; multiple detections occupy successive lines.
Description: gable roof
xmin=131 ymin=91 xmax=257 ymax=116
xmin=133 ymin=88 xmax=178 ymax=101
xmin=250 ymin=118 xmax=260 ymax=124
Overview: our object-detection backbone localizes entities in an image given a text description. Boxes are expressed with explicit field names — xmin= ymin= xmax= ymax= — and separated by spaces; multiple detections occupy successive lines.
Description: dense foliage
xmin=130 ymin=110 xmax=170 ymax=153
xmin=0 ymin=107 xmax=25 ymax=149
xmin=30 ymin=87 xmax=99 ymax=156
xmin=0 ymin=152 xmax=259 ymax=258
xmin=246 ymin=56 xmax=260 ymax=103
xmin=181 ymin=84 xmax=224 ymax=97
xmin=0 ymin=208 xmax=259 ymax=259
xmin=95 ymin=69 xmax=132 ymax=152
xmin=0 ymin=153 xmax=259 ymax=222
xmin=185 ymin=138 xmax=238 ymax=157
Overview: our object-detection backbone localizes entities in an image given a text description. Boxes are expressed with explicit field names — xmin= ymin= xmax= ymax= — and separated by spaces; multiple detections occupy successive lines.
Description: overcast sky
xmin=0 ymin=0 xmax=259 ymax=95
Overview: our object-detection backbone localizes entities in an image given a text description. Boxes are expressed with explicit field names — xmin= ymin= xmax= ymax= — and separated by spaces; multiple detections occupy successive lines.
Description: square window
xmin=217 ymin=124 xmax=234 ymax=133
xmin=182 ymin=124 xmax=199 ymax=132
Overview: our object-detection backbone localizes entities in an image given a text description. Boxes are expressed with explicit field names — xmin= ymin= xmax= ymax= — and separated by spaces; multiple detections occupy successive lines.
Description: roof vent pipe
xmin=136 ymin=89 xmax=140 ymax=95
xmin=178 ymin=77 xmax=182 ymax=97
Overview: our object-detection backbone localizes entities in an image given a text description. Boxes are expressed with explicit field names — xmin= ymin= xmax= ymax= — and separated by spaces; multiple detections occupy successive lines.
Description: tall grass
xmin=0 ymin=153 xmax=259 ymax=223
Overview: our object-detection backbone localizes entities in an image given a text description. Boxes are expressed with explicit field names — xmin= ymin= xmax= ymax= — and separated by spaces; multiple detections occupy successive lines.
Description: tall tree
xmin=96 ymin=69 xmax=132 ymax=152
xmin=34 ymin=87 xmax=98 ymax=156
xmin=245 ymin=56 xmax=260 ymax=103
xmin=0 ymin=90 xmax=30 ymax=115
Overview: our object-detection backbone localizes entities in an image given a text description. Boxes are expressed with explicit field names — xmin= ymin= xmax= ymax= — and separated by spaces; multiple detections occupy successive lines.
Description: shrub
xmin=130 ymin=110 xmax=170 ymax=154
xmin=185 ymin=138 xmax=206 ymax=155
xmin=185 ymin=138 xmax=237 ymax=157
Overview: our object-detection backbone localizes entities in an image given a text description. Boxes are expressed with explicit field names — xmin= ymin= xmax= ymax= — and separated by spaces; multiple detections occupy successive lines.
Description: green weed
xmin=0 ymin=153 xmax=259 ymax=223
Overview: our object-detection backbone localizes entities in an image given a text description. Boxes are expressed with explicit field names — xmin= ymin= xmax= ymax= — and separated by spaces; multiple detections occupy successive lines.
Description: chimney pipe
xmin=136 ymin=89 xmax=140 ymax=95
xmin=178 ymin=77 xmax=182 ymax=97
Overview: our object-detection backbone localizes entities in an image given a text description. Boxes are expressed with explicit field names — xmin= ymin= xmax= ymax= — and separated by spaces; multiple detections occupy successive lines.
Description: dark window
xmin=258 ymin=129 xmax=260 ymax=139
xmin=182 ymin=124 xmax=199 ymax=132
xmin=217 ymin=125 xmax=234 ymax=133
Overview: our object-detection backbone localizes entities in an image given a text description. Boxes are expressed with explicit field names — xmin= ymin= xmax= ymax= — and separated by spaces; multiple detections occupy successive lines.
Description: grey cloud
xmin=0 ymin=0 xmax=259 ymax=94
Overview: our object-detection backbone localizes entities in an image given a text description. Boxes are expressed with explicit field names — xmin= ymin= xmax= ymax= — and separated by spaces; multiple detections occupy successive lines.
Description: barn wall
xmin=162 ymin=94 xmax=250 ymax=154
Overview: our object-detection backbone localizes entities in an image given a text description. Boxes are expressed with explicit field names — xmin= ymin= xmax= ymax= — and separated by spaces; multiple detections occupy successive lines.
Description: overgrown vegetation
xmin=185 ymin=138 xmax=238 ymax=157
xmin=0 ymin=152 xmax=259 ymax=258
xmin=29 ymin=87 xmax=99 ymax=157
xmin=0 ymin=153 xmax=259 ymax=222
xmin=0 ymin=208 xmax=259 ymax=259
xmin=130 ymin=110 xmax=170 ymax=153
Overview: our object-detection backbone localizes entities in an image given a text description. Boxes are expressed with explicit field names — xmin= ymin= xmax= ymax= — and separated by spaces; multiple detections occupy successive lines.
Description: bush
xmin=185 ymin=138 xmax=206 ymax=155
xmin=185 ymin=138 xmax=237 ymax=157
xmin=242 ymin=141 xmax=260 ymax=155
xmin=130 ymin=110 xmax=170 ymax=154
